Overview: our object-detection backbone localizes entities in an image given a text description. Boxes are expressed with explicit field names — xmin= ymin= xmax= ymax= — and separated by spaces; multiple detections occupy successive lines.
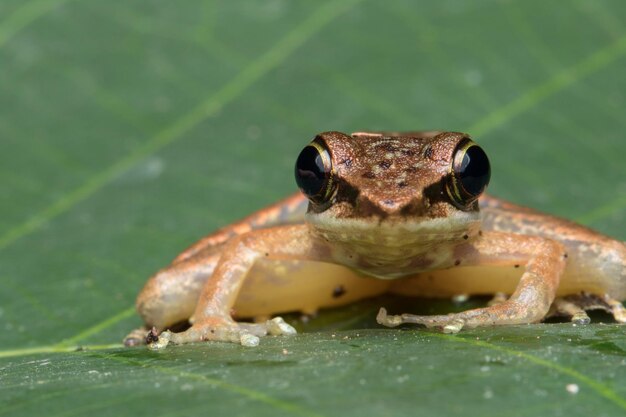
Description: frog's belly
xmin=234 ymin=259 xmax=621 ymax=318
xmin=389 ymin=266 xmax=612 ymax=297
xmin=234 ymin=259 xmax=390 ymax=318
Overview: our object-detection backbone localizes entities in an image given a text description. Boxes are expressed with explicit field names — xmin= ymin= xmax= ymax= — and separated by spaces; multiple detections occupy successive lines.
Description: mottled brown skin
xmin=125 ymin=131 xmax=626 ymax=348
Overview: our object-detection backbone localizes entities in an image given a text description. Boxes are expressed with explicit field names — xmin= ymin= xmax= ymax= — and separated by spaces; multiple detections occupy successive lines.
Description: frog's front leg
xmin=149 ymin=225 xmax=325 ymax=349
xmin=378 ymin=231 xmax=567 ymax=333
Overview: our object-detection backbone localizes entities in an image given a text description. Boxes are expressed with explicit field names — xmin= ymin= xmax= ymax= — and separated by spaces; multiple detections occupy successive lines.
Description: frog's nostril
xmin=382 ymin=199 xmax=398 ymax=208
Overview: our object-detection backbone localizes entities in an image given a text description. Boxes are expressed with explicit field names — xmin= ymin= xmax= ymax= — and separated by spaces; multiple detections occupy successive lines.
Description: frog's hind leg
xmin=549 ymin=293 xmax=626 ymax=324
xmin=378 ymin=231 xmax=567 ymax=333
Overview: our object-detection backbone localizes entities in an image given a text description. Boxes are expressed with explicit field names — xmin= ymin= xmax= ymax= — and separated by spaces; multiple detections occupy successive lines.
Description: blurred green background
xmin=1 ymin=0 xmax=625 ymax=416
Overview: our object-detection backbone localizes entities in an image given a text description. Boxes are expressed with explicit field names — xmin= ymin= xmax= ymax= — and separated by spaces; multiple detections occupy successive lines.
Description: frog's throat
xmin=306 ymin=210 xmax=481 ymax=278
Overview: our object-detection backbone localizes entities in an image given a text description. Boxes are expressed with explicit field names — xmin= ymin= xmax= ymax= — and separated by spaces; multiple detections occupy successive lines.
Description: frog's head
xmin=294 ymin=131 xmax=491 ymax=274
xmin=295 ymin=131 xmax=490 ymax=221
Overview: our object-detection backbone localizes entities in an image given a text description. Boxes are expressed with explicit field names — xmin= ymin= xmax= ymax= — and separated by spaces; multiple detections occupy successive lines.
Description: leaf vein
xmin=0 ymin=0 xmax=366 ymax=253
xmin=0 ymin=0 xmax=80 ymax=48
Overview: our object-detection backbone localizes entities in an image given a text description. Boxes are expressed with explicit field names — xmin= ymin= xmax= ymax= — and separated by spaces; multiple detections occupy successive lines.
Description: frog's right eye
xmin=446 ymin=139 xmax=491 ymax=209
xmin=294 ymin=141 xmax=335 ymax=204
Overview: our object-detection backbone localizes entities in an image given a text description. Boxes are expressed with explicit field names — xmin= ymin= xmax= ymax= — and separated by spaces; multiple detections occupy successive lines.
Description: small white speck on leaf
xmin=397 ymin=375 xmax=409 ymax=383
xmin=464 ymin=69 xmax=483 ymax=86
xmin=483 ymin=388 xmax=494 ymax=399
xmin=566 ymin=384 xmax=579 ymax=394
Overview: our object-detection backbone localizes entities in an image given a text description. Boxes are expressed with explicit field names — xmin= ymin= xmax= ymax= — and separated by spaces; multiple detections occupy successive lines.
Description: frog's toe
xmin=377 ymin=307 xmax=466 ymax=332
xmin=146 ymin=317 xmax=296 ymax=349
xmin=604 ymin=295 xmax=626 ymax=323
xmin=267 ymin=317 xmax=297 ymax=335
xmin=551 ymin=293 xmax=626 ymax=324
xmin=148 ymin=329 xmax=172 ymax=350
xmin=550 ymin=297 xmax=591 ymax=325
xmin=487 ymin=292 xmax=508 ymax=306
xmin=123 ymin=326 xmax=151 ymax=347
xmin=376 ymin=308 xmax=402 ymax=327
xmin=238 ymin=317 xmax=297 ymax=337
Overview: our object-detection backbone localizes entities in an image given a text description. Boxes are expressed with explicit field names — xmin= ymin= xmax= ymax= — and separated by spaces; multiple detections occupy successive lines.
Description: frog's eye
xmin=295 ymin=141 xmax=335 ymax=204
xmin=446 ymin=139 xmax=491 ymax=208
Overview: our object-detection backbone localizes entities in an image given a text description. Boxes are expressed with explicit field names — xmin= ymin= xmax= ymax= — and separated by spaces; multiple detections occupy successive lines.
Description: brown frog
xmin=124 ymin=131 xmax=626 ymax=349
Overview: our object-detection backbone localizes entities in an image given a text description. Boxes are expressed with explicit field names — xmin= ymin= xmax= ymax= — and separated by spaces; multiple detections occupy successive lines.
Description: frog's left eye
xmin=295 ymin=141 xmax=335 ymax=205
xmin=446 ymin=139 xmax=491 ymax=208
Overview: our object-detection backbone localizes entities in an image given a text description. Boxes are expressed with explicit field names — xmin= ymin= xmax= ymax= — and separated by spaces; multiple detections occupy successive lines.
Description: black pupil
xmin=459 ymin=145 xmax=491 ymax=196
xmin=295 ymin=145 xmax=329 ymax=199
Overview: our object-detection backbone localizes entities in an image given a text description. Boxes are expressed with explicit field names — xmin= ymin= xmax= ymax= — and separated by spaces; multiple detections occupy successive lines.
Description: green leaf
xmin=1 ymin=0 xmax=625 ymax=416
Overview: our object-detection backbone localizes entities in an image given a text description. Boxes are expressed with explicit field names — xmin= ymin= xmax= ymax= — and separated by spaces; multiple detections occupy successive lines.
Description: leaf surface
xmin=1 ymin=0 xmax=625 ymax=416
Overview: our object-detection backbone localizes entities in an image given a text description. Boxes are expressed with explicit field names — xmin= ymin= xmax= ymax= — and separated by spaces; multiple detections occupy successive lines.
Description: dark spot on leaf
xmin=514 ymin=264 xmax=520 ymax=268
xmin=463 ymin=234 xmax=469 ymax=240
xmin=454 ymin=260 xmax=461 ymax=266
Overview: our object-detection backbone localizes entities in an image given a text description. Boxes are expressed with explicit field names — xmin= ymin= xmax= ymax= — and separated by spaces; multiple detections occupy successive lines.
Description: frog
xmin=124 ymin=131 xmax=626 ymax=349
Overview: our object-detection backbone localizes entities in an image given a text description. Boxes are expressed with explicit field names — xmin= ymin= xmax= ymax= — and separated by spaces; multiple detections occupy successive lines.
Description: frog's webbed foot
xmin=549 ymin=293 xmax=626 ymax=324
xmin=147 ymin=317 xmax=296 ymax=350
